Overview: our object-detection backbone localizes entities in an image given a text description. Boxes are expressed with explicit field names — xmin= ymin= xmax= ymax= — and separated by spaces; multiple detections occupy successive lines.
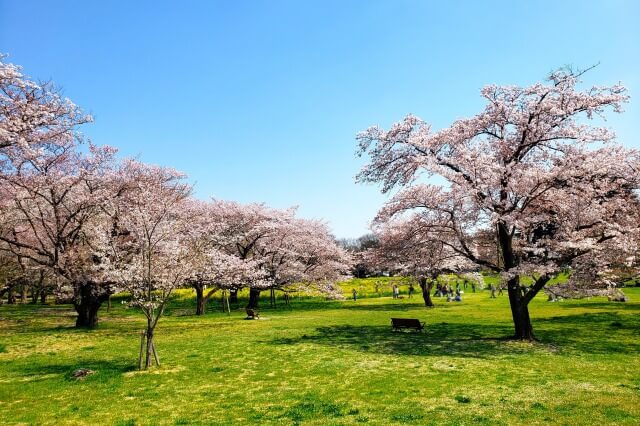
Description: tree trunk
xmin=73 ymin=281 xmax=109 ymax=328
xmin=498 ymin=222 xmax=535 ymax=340
xmin=20 ymin=284 xmax=27 ymax=303
xmin=7 ymin=286 xmax=16 ymax=304
xmin=194 ymin=284 xmax=205 ymax=315
xmin=247 ymin=288 xmax=261 ymax=309
xmin=509 ymin=291 xmax=535 ymax=340
xmin=75 ymin=300 xmax=101 ymax=328
xmin=145 ymin=324 xmax=154 ymax=369
xmin=270 ymin=288 xmax=276 ymax=307
xmin=419 ymin=277 xmax=434 ymax=307
xmin=31 ymin=271 xmax=45 ymax=304
xmin=40 ymin=291 xmax=47 ymax=304
xmin=229 ymin=288 xmax=238 ymax=304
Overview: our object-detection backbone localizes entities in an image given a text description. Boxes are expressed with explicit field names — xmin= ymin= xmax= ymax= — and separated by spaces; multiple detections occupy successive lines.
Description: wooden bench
xmin=391 ymin=318 xmax=425 ymax=332
xmin=245 ymin=308 xmax=260 ymax=319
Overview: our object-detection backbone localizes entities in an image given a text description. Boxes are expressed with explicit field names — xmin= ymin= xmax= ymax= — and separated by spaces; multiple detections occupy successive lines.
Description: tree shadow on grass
xmin=554 ymin=301 xmax=640 ymax=312
xmin=271 ymin=311 xmax=640 ymax=357
xmin=535 ymin=312 xmax=640 ymax=354
xmin=271 ymin=322 xmax=518 ymax=358
xmin=337 ymin=302 xmax=421 ymax=312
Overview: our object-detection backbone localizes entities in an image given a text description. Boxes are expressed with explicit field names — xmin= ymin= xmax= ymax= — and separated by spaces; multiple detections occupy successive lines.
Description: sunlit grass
xmin=0 ymin=284 xmax=638 ymax=425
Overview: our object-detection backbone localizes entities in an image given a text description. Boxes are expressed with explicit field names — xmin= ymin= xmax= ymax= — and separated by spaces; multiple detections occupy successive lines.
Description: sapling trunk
xmin=138 ymin=331 xmax=146 ymax=370
xmin=145 ymin=324 xmax=154 ymax=369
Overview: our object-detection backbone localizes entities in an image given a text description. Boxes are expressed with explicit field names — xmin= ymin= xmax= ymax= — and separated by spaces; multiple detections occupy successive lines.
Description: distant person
xmin=392 ymin=284 xmax=399 ymax=299
xmin=455 ymin=281 xmax=461 ymax=292
xmin=352 ymin=288 xmax=357 ymax=301
xmin=463 ymin=279 xmax=468 ymax=290
xmin=498 ymin=284 xmax=504 ymax=296
xmin=471 ymin=282 xmax=476 ymax=293
xmin=455 ymin=289 xmax=462 ymax=302
xmin=490 ymin=284 xmax=497 ymax=298
xmin=408 ymin=284 xmax=415 ymax=298
xmin=446 ymin=292 xmax=453 ymax=302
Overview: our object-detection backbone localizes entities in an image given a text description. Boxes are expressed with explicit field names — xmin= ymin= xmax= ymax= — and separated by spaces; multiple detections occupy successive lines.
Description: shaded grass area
xmin=0 ymin=287 xmax=639 ymax=425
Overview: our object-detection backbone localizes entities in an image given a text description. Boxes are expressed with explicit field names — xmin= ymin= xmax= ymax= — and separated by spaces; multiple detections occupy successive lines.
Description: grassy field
xmin=1 ymin=279 xmax=639 ymax=425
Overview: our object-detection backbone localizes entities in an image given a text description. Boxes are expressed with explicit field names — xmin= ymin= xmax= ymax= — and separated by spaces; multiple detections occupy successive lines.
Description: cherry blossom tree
xmin=0 ymin=142 xmax=121 ymax=326
xmin=0 ymin=55 xmax=91 ymax=166
xmin=207 ymin=200 xmax=285 ymax=305
xmin=108 ymin=160 xmax=192 ymax=369
xmin=337 ymin=234 xmax=379 ymax=278
xmin=0 ymin=56 xmax=126 ymax=325
xmin=187 ymin=249 xmax=263 ymax=315
xmin=186 ymin=200 xmax=350 ymax=310
xmin=544 ymin=249 xmax=637 ymax=301
xmin=357 ymin=67 xmax=640 ymax=340
xmin=181 ymin=200 xmax=267 ymax=315
xmin=253 ymin=216 xmax=351 ymax=307
xmin=461 ymin=272 xmax=485 ymax=290
xmin=369 ymin=217 xmax=469 ymax=307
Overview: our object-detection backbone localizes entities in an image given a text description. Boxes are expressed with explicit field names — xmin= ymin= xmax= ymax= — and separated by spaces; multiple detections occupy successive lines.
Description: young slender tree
xmin=110 ymin=160 xmax=192 ymax=369
xmin=357 ymin=67 xmax=640 ymax=339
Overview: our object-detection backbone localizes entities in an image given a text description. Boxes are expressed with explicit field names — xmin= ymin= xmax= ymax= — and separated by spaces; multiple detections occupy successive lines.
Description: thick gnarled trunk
xmin=73 ymin=281 xmax=110 ymax=328
xmin=418 ymin=277 xmax=434 ymax=307
xmin=74 ymin=300 xmax=102 ymax=328
xmin=247 ymin=288 xmax=261 ymax=309
xmin=506 ymin=276 xmax=535 ymax=340
xmin=498 ymin=222 xmax=536 ymax=340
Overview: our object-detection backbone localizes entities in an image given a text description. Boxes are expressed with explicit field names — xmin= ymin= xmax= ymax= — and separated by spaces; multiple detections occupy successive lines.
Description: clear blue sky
xmin=1 ymin=1 xmax=638 ymax=238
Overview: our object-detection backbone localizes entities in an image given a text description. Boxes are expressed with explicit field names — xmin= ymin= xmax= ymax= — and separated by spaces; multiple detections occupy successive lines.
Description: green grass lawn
xmin=1 ymin=283 xmax=639 ymax=425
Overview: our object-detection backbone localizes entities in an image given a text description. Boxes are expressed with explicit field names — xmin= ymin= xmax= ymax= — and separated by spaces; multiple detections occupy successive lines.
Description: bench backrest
xmin=391 ymin=318 xmax=422 ymax=327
